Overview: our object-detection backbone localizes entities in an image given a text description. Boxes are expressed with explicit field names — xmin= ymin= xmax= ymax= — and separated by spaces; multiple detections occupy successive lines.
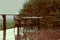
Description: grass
xmin=6 ymin=20 xmax=15 ymax=29
xmin=0 ymin=19 xmax=15 ymax=30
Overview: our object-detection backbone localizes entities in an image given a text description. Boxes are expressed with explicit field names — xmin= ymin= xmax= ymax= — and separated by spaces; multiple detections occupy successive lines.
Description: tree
xmin=19 ymin=0 xmax=60 ymax=29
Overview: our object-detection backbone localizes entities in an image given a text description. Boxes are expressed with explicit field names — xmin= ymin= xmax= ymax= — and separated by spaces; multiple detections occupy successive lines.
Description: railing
xmin=1 ymin=15 xmax=60 ymax=40
xmin=15 ymin=16 xmax=60 ymax=40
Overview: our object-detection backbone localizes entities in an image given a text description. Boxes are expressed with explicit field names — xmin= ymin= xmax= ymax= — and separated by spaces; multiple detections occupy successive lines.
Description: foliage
xmin=6 ymin=21 xmax=15 ymax=29
xmin=19 ymin=0 xmax=60 ymax=29
xmin=0 ymin=20 xmax=15 ymax=30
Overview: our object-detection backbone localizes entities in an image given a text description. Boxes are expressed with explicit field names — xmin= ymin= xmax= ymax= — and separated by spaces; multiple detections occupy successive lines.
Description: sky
xmin=0 ymin=0 xmax=29 ymax=14
xmin=0 ymin=0 xmax=29 ymax=19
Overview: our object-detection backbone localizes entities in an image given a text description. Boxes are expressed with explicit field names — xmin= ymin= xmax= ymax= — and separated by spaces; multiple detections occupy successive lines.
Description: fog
xmin=0 ymin=15 xmax=14 ymax=20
